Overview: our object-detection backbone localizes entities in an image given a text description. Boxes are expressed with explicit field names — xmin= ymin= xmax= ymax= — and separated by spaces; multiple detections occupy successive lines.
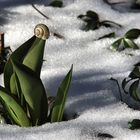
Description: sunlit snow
xmin=1 ymin=0 xmax=140 ymax=139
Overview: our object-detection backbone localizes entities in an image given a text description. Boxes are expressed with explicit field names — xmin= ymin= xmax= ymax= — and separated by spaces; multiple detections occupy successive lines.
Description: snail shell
xmin=34 ymin=24 xmax=50 ymax=40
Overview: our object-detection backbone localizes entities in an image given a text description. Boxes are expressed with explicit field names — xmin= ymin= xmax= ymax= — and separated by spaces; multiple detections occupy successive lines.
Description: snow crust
xmin=1 ymin=0 xmax=140 ymax=139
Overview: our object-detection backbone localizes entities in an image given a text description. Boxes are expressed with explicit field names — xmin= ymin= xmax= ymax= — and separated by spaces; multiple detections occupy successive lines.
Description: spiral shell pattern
xmin=34 ymin=24 xmax=50 ymax=40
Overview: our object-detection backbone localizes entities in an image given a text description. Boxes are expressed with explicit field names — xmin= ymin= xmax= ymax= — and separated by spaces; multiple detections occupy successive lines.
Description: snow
xmin=105 ymin=0 xmax=140 ymax=12
xmin=1 ymin=0 xmax=140 ymax=139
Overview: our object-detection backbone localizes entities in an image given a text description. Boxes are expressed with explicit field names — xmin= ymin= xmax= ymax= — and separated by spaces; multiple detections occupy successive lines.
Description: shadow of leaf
xmin=0 ymin=9 xmax=19 ymax=25
xmin=0 ymin=0 xmax=46 ymax=25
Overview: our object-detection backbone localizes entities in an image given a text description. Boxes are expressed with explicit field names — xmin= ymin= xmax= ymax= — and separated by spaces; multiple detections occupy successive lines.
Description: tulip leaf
xmin=129 ymin=80 xmax=140 ymax=101
xmin=78 ymin=10 xmax=99 ymax=22
xmin=97 ymin=133 xmax=114 ymax=138
xmin=49 ymin=0 xmax=63 ymax=8
xmin=23 ymin=38 xmax=46 ymax=76
xmin=129 ymin=67 xmax=140 ymax=79
xmin=77 ymin=11 xmax=99 ymax=31
xmin=98 ymin=32 xmax=115 ymax=40
xmin=11 ymin=59 xmax=48 ymax=126
xmin=10 ymin=73 xmax=26 ymax=107
xmin=121 ymin=78 xmax=131 ymax=94
xmin=10 ymin=73 xmax=19 ymax=95
xmin=135 ymin=62 xmax=140 ymax=67
xmin=84 ymin=20 xmax=99 ymax=31
xmin=77 ymin=14 xmax=84 ymax=19
xmin=78 ymin=10 xmax=121 ymax=31
xmin=5 ymin=36 xmax=47 ymax=95
xmin=129 ymin=119 xmax=140 ymax=130
xmin=111 ymin=29 xmax=140 ymax=51
xmin=111 ymin=33 xmax=139 ymax=51
xmin=124 ymin=29 xmax=140 ymax=40
xmin=86 ymin=10 xmax=99 ymax=21
xmin=101 ymin=20 xmax=122 ymax=28
xmin=111 ymin=38 xmax=123 ymax=51
xmin=123 ymin=38 xmax=139 ymax=49
xmin=4 ymin=36 xmax=36 ymax=91
xmin=0 ymin=86 xmax=31 ymax=127
xmin=51 ymin=65 xmax=73 ymax=122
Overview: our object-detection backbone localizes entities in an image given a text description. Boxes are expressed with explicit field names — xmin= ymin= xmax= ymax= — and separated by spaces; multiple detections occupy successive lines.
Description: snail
xmin=34 ymin=24 xmax=50 ymax=40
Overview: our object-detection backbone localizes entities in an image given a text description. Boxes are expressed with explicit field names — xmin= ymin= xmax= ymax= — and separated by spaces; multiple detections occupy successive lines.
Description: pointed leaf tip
xmin=11 ymin=59 xmax=48 ymax=125
xmin=129 ymin=80 xmax=140 ymax=101
xmin=123 ymin=38 xmax=139 ymax=49
xmin=0 ymin=86 xmax=30 ymax=127
xmin=51 ymin=65 xmax=73 ymax=122
xmin=125 ymin=29 xmax=140 ymax=40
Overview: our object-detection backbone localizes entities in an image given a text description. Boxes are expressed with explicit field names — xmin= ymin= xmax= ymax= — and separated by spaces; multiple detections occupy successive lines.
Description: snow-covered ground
xmin=1 ymin=0 xmax=140 ymax=139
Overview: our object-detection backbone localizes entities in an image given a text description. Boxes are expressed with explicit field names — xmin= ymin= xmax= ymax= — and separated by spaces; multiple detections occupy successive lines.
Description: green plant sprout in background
xmin=78 ymin=10 xmax=121 ymax=31
xmin=49 ymin=0 xmax=63 ymax=8
xmin=122 ymin=62 xmax=140 ymax=130
xmin=111 ymin=62 xmax=140 ymax=130
xmin=111 ymin=28 xmax=140 ymax=51
xmin=0 ymin=24 xmax=73 ymax=127
xmin=97 ymin=32 xmax=115 ymax=40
